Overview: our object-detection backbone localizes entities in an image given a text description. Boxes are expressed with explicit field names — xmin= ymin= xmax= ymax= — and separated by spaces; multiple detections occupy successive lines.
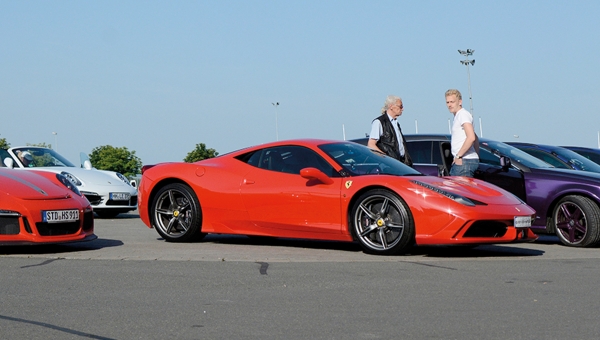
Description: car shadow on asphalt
xmin=0 ymin=238 xmax=123 ymax=256
xmin=94 ymin=212 xmax=140 ymax=219
xmin=412 ymin=244 xmax=544 ymax=258
xmin=202 ymin=234 xmax=364 ymax=253
xmin=533 ymin=234 xmax=560 ymax=244
xmin=198 ymin=235 xmax=545 ymax=258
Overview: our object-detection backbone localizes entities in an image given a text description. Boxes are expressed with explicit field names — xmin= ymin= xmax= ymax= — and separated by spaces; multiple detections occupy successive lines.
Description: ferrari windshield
xmin=319 ymin=142 xmax=422 ymax=177
xmin=481 ymin=140 xmax=554 ymax=169
xmin=11 ymin=147 xmax=76 ymax=168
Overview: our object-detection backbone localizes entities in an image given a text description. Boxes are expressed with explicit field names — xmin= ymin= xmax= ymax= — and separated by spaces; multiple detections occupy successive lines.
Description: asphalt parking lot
xmin=2 ymin=212 xmax=600 ymax=339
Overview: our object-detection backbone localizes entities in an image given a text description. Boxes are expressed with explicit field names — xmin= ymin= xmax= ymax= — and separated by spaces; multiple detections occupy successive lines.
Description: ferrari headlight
xmin=410 ymin=180 xmax=485 ymax=207
xmin=60 ymin=171 xmax=82 ymax=186
xmin=56 ymin=173 xmax=82 ymax=196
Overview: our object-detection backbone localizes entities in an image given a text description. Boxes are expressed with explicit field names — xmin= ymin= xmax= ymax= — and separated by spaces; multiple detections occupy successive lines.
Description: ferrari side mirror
xmin=300 ymin=167 xmax=334 ymax=185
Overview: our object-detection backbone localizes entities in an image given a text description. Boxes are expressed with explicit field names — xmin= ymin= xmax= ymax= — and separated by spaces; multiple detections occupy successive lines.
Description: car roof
xmin=506 ymin=142 xmax=564 ymax=151
xmin=224 ymin=138 xmax=360 ymax=157
xmin=562 ymin=146 xmax=600 ymax=152
xmin=507 ymin=142 xmax=598 ymax=159
xmin=404 ymin=134 xmax=451 ymax=141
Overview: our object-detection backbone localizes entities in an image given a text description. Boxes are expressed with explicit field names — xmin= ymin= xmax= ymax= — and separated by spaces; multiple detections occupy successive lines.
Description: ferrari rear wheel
xmin=552 ymin=195 xmax=600 ymax=247
xmin=351 ymin=189 xmax=414 ymax=255
xmin=151 ymin=183 xmax=205 ymax=242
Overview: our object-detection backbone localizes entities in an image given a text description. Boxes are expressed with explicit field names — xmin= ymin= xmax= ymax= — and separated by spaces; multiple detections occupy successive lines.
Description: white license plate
xmin=110 ymin=192 xmax=130 ymax=200
xmin=514 ymin=216 xmax=532 ymax=228
xmin=43 ymin=210 xmax=80 ymax=223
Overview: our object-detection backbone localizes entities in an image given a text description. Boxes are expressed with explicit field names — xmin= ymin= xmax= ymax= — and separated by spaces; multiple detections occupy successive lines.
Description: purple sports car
xmin=352 ymin=135 xmax=600 ymax=247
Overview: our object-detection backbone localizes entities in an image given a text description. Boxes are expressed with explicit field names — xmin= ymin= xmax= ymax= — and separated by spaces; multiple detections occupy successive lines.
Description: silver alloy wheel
xmin=151 ymin=183 xmax=203 ymax=242
xmin=352 ymin=190 xmax=413 ymax=254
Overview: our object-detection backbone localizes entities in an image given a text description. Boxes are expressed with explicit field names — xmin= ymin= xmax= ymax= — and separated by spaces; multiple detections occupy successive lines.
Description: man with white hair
xmin=367 ymin=95 xmax=413 ymax=167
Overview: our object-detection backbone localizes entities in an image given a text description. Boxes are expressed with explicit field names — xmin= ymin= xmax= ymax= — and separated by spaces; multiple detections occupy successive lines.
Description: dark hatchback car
xmin=506 ymin=142 xmax=600 ymax=173
xmin=562 ymin=146 xmax=600 ymax=166
xmin=352 ymin=135 xmax=600 ymax=247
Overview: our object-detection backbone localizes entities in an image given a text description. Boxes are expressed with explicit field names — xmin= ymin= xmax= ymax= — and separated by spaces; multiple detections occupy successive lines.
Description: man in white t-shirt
xmin=445 ymin=89 xmax=479 ymax=177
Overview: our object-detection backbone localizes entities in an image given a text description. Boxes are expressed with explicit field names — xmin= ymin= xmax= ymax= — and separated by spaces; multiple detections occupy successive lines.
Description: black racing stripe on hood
xmin=0 ymin=171 xmax=48 ymax=196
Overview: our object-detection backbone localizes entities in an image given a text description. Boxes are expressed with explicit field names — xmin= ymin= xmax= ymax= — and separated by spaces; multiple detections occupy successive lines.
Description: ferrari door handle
xmin=243 ymin=179 xmax=255 ymax=185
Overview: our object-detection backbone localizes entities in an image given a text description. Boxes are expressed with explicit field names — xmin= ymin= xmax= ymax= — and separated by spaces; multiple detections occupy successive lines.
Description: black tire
xmin=150 ymin=183 xmax=205 ymax=242
xmin=350 ymin=189 xmax=415 ymax=255
xmin=552 ymin=195 xmax=600 ymax=247
xmin=94 ymin=211 xmax=120 ymax=219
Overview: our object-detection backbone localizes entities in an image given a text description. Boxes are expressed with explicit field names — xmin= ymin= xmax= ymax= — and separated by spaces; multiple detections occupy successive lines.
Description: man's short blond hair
xmin=445 ymin=89 xmax=462 ymax=100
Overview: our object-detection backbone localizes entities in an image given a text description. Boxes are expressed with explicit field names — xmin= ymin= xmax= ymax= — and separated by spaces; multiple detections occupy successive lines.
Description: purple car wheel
xmin=151 ymin=183 xmax=205 ymax=242
xmin=553 ymin=195 xmax=600 ymax=247
xmin=351 ymin=189 xmax=415 ymax=255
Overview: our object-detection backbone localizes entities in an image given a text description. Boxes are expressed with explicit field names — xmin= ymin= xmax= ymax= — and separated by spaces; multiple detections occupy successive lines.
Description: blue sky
xmin=1 ymin=1 xmax=599 ymax=166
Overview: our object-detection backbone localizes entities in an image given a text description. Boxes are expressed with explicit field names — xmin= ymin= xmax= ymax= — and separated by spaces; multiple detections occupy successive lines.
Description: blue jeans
xmin=450 ymin=158 xmax=479 ymax=177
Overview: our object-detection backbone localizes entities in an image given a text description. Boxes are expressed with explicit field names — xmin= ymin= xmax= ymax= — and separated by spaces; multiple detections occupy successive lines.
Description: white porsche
xmin=3 ymin=146 xmax=138 ymax=218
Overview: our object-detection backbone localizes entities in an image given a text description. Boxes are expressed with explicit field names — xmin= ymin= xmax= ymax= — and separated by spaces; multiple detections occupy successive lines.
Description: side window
xmin=438 ymin=142 xmax=452 ymax=167
xmin=236 ymin=150 xmax=277 ymax=170
xmin=277 ymin=146 xmax=338 ymax=176
xmin=261 ymin=148 xmax=286 ymax=171
xmin=238 ymin=146 xmax=338 ymax=176
xmin=406 ymin=141 xmax=447 ymax=167
xmin=522 ymin=149 xmax=569 ymax=168
xmin=479 ymin=148 xmax=501 ymax=166
xmin=406 ymin=141 xmax=433 ymax=164
xmin=585 ymin=152 xmax=600 ymax=164
xmin=571 ymin=150 xmax=600 ymax=164
xmin=245 ymin=151 xmax=262 ymax=167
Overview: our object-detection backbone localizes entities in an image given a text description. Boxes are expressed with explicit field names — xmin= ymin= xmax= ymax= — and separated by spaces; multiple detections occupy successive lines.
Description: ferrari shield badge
xmin=345 ymin=180 xmax=352 ymax=189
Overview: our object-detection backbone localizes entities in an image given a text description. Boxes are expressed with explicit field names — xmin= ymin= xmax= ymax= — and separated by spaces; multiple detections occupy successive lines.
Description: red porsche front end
xmin=0 ymin=169 xmax=96 ymax=245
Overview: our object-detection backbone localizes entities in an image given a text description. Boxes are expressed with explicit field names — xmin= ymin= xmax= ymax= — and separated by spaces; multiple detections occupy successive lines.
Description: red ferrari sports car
xmin=0 ymin=168 xmax=96 ymax=245
xmin=138 ymin=139 xmax=537 ymax=255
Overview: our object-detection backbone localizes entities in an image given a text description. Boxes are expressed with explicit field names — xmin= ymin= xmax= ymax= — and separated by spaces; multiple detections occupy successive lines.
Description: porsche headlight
xmin=116 ymin=172 xmax=131 ymax=186
xmin=0 ymin=210 xmax=21 ymax=217
xmin=410 ymin=180 xmax=486 ymax=207
xmin=60 ymin=171 xmax=82 ymax=186
xmin=56 ymin=173 xmax=82 ymax=196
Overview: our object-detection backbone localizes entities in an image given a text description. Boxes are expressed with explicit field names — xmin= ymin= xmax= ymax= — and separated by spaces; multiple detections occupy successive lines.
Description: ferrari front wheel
xmin=552 ymin=195 xmax=600 ymax=247
xmin=151 ymin=183 xmax=205 ymax=242
xmin=351 ymin=189 xmax=414 ymax=255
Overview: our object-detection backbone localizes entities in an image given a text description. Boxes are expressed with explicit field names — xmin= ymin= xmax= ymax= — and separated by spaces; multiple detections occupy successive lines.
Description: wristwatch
xmin=456 ymin=155 xmax=462 ymax=159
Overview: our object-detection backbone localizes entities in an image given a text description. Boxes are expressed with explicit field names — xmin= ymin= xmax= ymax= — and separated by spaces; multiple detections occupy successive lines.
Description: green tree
xmin=89 ymin=145 xmax=142 ymax=178
xmin=184 ymin=143 xmax=218 ymax=163
xmin=0 ymin=135 xmax=9 ymax=149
